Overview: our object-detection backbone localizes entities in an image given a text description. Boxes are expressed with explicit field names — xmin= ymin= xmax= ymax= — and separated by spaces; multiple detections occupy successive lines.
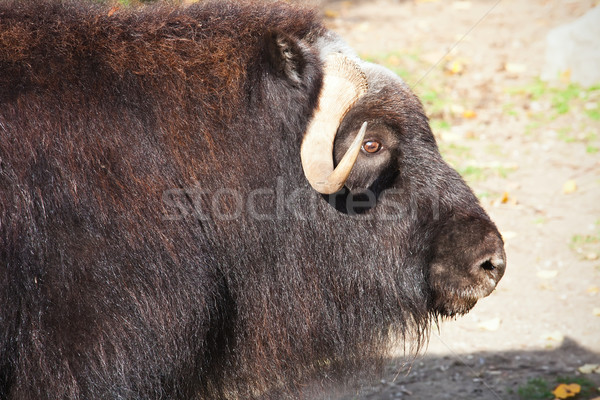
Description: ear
xmin=263 ymin=31 xmax=306 ymax=84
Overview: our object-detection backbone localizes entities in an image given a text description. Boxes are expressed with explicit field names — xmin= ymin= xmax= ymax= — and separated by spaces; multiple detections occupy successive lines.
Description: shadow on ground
xmin=337 ymin=338 xmax=600 ymax=400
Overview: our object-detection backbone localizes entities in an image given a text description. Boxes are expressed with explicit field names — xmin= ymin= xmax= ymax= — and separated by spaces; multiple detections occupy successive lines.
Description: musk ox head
xmin=300 ymin=33 xmax=506 ymax=318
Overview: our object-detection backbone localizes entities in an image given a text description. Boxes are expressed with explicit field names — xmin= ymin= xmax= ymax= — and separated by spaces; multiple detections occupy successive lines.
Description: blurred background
xmin=103 ymin=0 xmax=600 ymax=398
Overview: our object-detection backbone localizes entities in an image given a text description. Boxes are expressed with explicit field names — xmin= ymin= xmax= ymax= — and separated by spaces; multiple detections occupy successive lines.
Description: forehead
xmin=314 ymin=30 xmax=419 ymax=112
xmin=314 ymin=31 xmax=411 ymax=91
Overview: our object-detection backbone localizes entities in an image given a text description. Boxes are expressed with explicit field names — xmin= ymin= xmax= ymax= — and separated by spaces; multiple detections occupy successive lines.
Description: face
xmin=330 ymin=63 xmax=506 ymax=317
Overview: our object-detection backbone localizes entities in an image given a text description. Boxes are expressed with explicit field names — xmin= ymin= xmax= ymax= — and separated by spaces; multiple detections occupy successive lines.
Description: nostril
xmin=480 ymin=260 xmax=495 ymax=271
xmin=477 ymin=255 xmax=506 ymax=281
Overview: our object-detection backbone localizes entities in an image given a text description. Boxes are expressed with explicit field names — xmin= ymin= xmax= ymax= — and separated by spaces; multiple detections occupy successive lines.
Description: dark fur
xmin=0 ymin=1 xmax=503 ymax=399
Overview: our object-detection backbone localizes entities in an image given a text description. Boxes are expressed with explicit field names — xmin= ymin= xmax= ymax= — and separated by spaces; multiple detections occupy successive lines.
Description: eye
xmin=362 ymin=140 xmax=382 ymax=154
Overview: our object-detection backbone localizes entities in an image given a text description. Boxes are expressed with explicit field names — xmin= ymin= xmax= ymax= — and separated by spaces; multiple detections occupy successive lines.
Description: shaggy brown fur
xmin=0 ymin=1 xmax=504 ymax=399
xmin=0 ymin=1 xmax=329 ymax=398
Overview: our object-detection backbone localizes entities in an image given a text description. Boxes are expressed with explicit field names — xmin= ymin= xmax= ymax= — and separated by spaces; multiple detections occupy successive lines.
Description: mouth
xmin=432 ymin=290 xmax=482 ymax=318
xmin=428 ymin=251 xmax=505 ymax=318
xmin=430 ymin=278 xmax=500 ymax=318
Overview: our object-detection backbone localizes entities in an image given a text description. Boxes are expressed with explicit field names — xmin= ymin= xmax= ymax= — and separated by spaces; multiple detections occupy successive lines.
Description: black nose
xmin=471 ymin=232 xmax=506 ymax=291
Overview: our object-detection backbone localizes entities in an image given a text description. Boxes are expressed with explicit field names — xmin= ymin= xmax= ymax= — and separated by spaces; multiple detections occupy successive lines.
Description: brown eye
xmin=362 ymin=140 xmax=382 ymax=154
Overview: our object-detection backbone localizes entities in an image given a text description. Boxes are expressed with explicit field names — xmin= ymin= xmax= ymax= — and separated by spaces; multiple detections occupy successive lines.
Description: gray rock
xmin=541 ymin=6 xmax=600 ymax=87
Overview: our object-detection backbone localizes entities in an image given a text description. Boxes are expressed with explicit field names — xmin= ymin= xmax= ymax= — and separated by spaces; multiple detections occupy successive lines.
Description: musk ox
xmin=0 ymin=1 xmax=506 ymax=399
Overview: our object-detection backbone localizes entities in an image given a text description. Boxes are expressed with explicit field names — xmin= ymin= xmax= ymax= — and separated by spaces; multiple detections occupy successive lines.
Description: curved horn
xmin=300 ymin=54 xmax=368 ymax=194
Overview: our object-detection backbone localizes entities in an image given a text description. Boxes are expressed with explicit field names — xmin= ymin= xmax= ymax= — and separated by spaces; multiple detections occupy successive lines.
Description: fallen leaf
xmin=541 ymin=330 xmax=564 ymax=342
xmin=323 ymin=9 xmax=339 ymax=18
xmin=445 ymin=60 xmax=465 ymax=75
xmin=537 ymin=270 xmax=558 ymax=279
xmin=552 ymin=383 xmax=580 ymax=399
xmin=452 ymin=1 xmax=472 ymax=10
xmin=578 ymin=363 xmax=600 ymax=374
xmin=478 ymin=318 xmax=501 ymax=331
xmin=587 ymin=286 xmax=600 ymax=294
xmin=450 ymin=104 xmax=465 ymax=114
xmin=462 ymin=109 xmax=477 ymax=119
xmin=538 ymin=282 xmax=555 ymax=291
xmin=505 ymin=63 xmax=527 ymax=74
xmin=500 ymin=192 xmax=510 ymax=204
xmin=562 ymin=180 xmax=577 ymax=194
xmin=560 ymin=69 xmax=571 ymax=84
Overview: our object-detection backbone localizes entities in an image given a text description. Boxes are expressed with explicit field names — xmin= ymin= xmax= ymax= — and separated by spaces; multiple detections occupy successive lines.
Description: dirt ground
xmin=317 ymin=0 xmax=600 ymax=398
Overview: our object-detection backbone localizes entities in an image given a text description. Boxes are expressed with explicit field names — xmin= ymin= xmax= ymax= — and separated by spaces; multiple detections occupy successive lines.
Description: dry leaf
xmin=500 ymin=192 xmax=510 ymax=204
xmin=552 ymin=383 xmax=580 ymax=399
xmin=541 ymin=330 xmax=564 ymax=342
xmin=323 ymin=9 xmax=339 ymax=18
xmin=587 ymin=286 xmax=600 ymax=294
xmin=452 ymin=1 xmax=472 ymax=10
xmin=450 ymin=104 xmax=465 ymax=114
xmin=446 ymin=60 xmax=464 ymax=75
xmin=537 ymin=270 xmax=558 ymax=279
xmin=578 ymin=363 xmax=600 ymax=374
xmin=478 ymin=318 xmax=501 ymax=331
xmin=560 ymin=69 xmax=571 ymax=84
xmin=462 ymin=109 xmax=477 ymax=119
xmin=505 ymin=63 xmax=527 ymax=74
xmin=562 ymin=180 xmax=577 ymax=194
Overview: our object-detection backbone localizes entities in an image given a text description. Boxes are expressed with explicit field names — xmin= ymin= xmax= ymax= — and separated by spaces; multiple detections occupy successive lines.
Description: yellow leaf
xmin=552 ymin=383 xmax=580 ymax=399
xmin=500 ymin=191 xmax=510 ymax=204
xmin=562 ymin=180 xmax=577 ymax=194
xmin=323 ymin=9 xmax=339 ymax=18
xmin=462 ymin=109 xmax=477 ymax=119
xmin=445 ymin=60 xmax=464 ymax=75
xmin=541 ymin=330 xmax=564 ymax=342
xmin=587 ymin=285 xmax=600 ymax=294
xmin=450 ymin=61 xmax=463 ymax=74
